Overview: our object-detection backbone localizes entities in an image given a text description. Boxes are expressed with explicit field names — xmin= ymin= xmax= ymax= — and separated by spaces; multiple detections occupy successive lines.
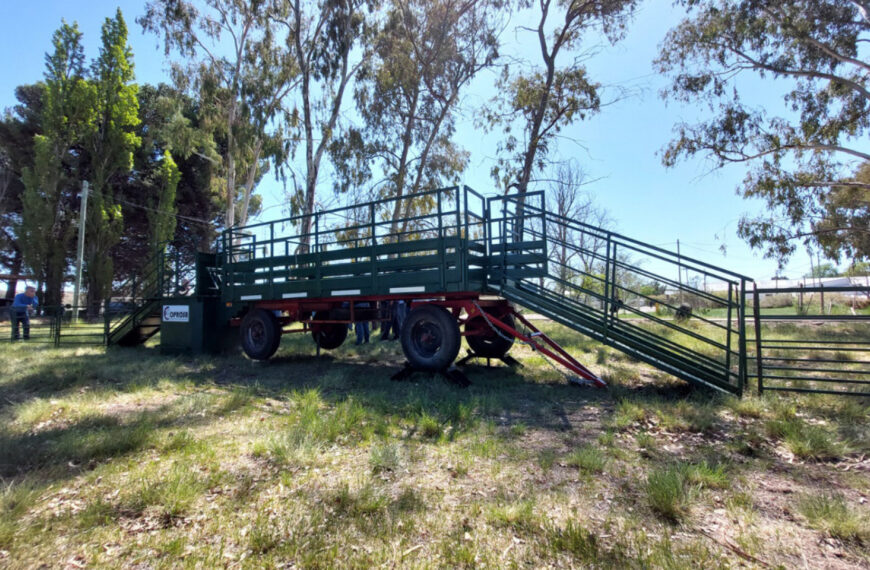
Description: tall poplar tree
xmin=19 ymin=22 xmax=94 ymax=307
xmin=83 ymin=9 xmax=141 ymax=314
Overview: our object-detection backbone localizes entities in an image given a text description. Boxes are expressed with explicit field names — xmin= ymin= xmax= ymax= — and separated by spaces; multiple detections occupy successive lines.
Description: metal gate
xmin=751 ymin=284 xmax=870 ymax=396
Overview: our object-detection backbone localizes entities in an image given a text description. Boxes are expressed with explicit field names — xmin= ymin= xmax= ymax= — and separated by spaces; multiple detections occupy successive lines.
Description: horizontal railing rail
xmin=486 ymin=193 xmax=749 ymax=395
xmin=752 ymin=284 xmax=870 ymax=396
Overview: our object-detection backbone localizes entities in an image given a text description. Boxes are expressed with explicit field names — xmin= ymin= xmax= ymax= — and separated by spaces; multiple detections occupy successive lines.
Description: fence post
xmin=820 ymin=284 xmax=825 ymax=315
xmin=603 ymin=236 xmax=612 ymax=338
xmin=737 ymin=279 xmax=748 ymax=397
xmin=753 ymin=283 xmax=764 ymax=396
xmin=54 ymin=307 xmax=61 ymax=347
xmin=104 ymin=298 xmax=110 ymax=346
xmin=725 ymin=282 xmax=733 ymax=380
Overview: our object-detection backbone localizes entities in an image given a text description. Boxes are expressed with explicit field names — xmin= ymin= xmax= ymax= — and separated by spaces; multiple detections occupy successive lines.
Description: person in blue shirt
xmin=11 ymin=286 xmax=38 ymax=341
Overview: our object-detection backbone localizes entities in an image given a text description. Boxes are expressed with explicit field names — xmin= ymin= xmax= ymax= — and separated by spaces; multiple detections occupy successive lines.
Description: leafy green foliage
xmin=18 ymin=22 xmax=93 ymax=306
xmin=83 ymin=9 xmax=141 ymax=313
xmin=149 ymin=150 xmax=181 ymax=252
xmin=332 ymin=0 xmax=500 ymax=235
xmin=285 ymin=0 xmax=373 ymax=253
xmin=139 ymin=0 xmax=297 ymax=228
xmin=657 ymin=0 xmax=870 ymax=264
xmin=483 ymin=0 xmax=637 ymax=195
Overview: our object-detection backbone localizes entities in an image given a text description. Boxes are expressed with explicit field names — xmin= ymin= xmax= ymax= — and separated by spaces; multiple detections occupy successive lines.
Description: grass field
xmin=1 ymin=322 xmax=868 ymax=568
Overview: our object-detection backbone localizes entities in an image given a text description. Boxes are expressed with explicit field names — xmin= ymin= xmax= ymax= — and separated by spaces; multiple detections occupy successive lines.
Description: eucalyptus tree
xmin=279 ymin=0 xmax=374 ymax=253
xmin=139 ymin=0 xmax=298 ymax=229
xmin=657 ymin=0 xmax=870 ymax=264
xmin=333 ymin=0 xmax=502 ymax=237
xmin=485 ymin=0 xmax=637 ymax=206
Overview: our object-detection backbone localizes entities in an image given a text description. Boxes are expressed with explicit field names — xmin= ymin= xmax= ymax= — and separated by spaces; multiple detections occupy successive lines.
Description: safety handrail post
xmin=603 ymin=235 xmax=612 ymax=338
xmin=737 ymin=278 xmax=748 ymax=396
xmin=752 ymin=282 xmax=763 ymax=395
xmin=725 ymin=281 xmax=733 ymax=381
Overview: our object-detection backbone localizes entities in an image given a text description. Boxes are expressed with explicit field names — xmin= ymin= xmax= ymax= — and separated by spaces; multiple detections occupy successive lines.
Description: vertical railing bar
xmin=737 ymin=278 xmax=748 ymax=396
xmin=603 ymin=236 xmax=612 ymax=339
xmin=725 ymin=281 xmax=733 ymax=384
xmin=753 ymin=282 xmax=764 ymax=396
xmin=370 ymin=202 xmax=377 ymax=293
xmin=438 ymin=190 xmax=445 ymax=290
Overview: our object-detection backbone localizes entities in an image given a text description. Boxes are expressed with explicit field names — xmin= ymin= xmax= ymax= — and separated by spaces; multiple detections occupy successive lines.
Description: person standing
xmin=354 ymin=301 xmax=370 ymax=345
xmin=11 ymin=286 xmax=38 ymax=341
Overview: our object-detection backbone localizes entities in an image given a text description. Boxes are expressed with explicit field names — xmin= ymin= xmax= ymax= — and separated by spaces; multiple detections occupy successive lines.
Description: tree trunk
xmin=4 ymin=246 xmax=22 ymax=299
xmin=239 ymin=138 xmax=264 ymax=227
xmin=225 ymin=102 xmax=238 ymax=229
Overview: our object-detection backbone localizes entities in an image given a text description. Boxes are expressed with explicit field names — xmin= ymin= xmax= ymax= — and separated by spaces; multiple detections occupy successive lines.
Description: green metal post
xmin=315 ymin=214 xmax=322 ymax=297
xmin=610 ymin=242 xmax=619 ymax=323
xmin=54 ymin=309 xmax=61 ymax=347
xmin=737 ymin=278 xmax=748 ymax=396
xmin=175 ymin=251 xmax=180 ymax=296
xmin=725 ymin=281 xmax=733 ymax=381
xmin=540 ymin=194 xmax=548 ymax=276
xmin=270 ymin=223 xmax=277 ymax=299
xmin=104 ymin=299 xmax=110 ymax=346
xmin=370 ymin=203 xmax=377 ymax=292
xmin=438 ymin=190 xmax=445 ymax=290
xmin=603 ymin=236 xmax=612 ymax=338
xmin=753 ymin=282 xmax=764 ymax=395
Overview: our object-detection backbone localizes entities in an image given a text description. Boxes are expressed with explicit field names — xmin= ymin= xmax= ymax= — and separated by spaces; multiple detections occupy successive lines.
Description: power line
xmin=115 ymin=197 xmax=215 ymax=225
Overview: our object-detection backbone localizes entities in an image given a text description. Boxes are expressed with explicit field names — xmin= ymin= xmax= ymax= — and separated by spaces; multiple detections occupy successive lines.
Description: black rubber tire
xmin=311 ymin=311 xmax=348 ymax=350
xmin=401 ymin=304 xmax=461 ymax=371
xmin=240 ymin=308 xmax=281 ymax=360
xmin=465 ymin=313 xmax=515 ymax=358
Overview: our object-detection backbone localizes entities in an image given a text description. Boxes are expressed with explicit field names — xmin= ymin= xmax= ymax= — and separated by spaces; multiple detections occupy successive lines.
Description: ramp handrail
xmin=487 ymin=193 xmax=750 ymax=395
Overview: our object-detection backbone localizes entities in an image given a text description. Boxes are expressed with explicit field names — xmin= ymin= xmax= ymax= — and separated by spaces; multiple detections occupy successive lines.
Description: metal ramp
xmin=485 ymin=193 xmax=751 ymax=395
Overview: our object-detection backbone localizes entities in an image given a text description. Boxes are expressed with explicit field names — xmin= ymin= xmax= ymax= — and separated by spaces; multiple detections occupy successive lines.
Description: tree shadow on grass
xmin=0 ymin=343 xmax=618 ymax=484
xmin=0 ymin=387 xmax=251 ymax=480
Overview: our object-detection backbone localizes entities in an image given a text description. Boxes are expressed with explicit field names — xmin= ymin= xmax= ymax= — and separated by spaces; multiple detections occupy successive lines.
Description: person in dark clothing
xmin=380 ymin=300 xmax=401 ymax=341
xmin=395 ymin=300 xmax=408 ymax=332
xmin=355 ymin=302 xmax=370 ymax=345
xmin=11 ymin=286 xmax=38 ymax=340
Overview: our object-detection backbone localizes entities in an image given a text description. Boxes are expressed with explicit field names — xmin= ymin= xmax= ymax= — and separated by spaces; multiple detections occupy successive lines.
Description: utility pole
xmin=73 ymin=181 xmax=89 ymax=323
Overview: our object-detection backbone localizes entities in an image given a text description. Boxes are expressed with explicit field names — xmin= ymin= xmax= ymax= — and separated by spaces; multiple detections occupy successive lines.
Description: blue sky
xmin=0 ymin=1 xmax=823 ymax=280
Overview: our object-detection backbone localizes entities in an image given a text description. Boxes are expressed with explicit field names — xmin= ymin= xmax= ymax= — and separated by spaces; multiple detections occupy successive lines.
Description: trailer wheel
xmin=465 ymin=313 xmax=515 ymax=358
xmin=401 ymin=304 xmax=461 ymax=371
xmin=240 ymin=308 xmax=281 ymax=360
xmin=311 ymin=311 xmax=347 ymax=350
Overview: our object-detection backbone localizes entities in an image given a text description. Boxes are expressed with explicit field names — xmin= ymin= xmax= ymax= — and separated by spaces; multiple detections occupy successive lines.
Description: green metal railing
xmin=486 ymin=193 xmax=751 ymax=395
xmin=219 ymin=186 xmax=489 ymax=302
xmin=0 ymin=305 xmax=106 ymax=347
xmin=752 ymin=284 xmax=870 ymax=396
xmin=106 ymin=248 xmax=197 ymax=346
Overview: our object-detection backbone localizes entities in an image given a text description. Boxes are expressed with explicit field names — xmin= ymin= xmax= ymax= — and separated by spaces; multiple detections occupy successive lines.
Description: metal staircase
xmin=485 ymin=193 xmax=751 ymax=395
xmin=106 ymin=248 xmax=197 ymax=347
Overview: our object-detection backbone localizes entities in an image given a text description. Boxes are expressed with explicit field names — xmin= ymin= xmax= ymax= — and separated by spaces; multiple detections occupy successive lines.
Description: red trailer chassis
xmin=231 ymin=292 xmax=604 ymax=388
